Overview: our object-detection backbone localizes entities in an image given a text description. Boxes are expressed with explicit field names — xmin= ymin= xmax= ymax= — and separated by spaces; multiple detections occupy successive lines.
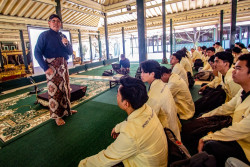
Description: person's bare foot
xmin=55 ymin=118 xmax=65 ymax=126
xmin=71 ymin=110 xmax=77 ymax=114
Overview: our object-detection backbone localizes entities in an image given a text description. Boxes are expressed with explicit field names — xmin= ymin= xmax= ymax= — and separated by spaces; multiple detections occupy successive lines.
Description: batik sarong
xmin=45 ymin=57 xmax=72 ymax=119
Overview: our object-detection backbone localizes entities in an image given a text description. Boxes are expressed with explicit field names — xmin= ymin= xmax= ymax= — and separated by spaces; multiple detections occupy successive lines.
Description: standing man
xmin=35 ymin=14 xmax=77 ymax=126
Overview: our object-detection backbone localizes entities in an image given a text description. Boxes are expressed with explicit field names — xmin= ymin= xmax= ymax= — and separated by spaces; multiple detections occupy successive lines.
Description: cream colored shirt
xmin=78 ymin=104 xmax=168 ymax=167
xmin=147 ymin=79 xmax=181 ymax=140
xmin=207 ymin=72 xmax=222 ymax=88
xmin=172 ymin=63 xmax=189 ymax=87
xmin=215 ymin=46 xmax=224 ymax=53
xmin=202 ymin=63 xmax=212 ymax=71
xmin=242 ymin=48 xmax=249 ymax=54
xmin=180 ymin=57 xmax=193 ymax=76
xmin=168 ymin=74 xmax=195 ymax=120
xmin=191 ymin=50 xmax=202 ymax=62
xmin=202 ymin=89 xmax=250 ymax=161
xmin=221 ymin=68 xmax=241 ymax=102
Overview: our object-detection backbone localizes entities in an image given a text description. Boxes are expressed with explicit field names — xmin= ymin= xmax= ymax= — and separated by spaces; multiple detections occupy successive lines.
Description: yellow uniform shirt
xmin=78 ymin=104 xmax=168 ymax=167
xmin=147 ymin=79 xmax=181 ymax=140
xmin=180 ymin=57 xmax=193 ymax=76
xmin=202 ymin=89 xmax=250 ymax=162
xmin=168 ymin=74 xmax=195 ymax=120
xmin=215 ymin=46 xmax=224 ymax=53
xmin=172 ymin=63 xmax=189 ymax=87
xmin=191 ymin=50 xmax=202 ymax=62
xmin=221 ymin=68 xmax=241 ymax=102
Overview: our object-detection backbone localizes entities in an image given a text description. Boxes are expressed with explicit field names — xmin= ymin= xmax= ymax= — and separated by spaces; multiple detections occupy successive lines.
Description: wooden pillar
xmin=136 ymin=0 xmax=147 ymax=63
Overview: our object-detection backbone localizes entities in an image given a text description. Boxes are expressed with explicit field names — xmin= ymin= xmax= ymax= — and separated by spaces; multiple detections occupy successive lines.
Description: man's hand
xmin=45 ymin=68 xmax=53 ymax=76
xmin=199 ymin=85 xmax=207 ymax=93
xmin=111 ymin=128 xmax=119 ymax=139
xmin=198 ymin=138 xmax=205 ymax=153
xmin=62 ymin=38 xmax=69 ymax=46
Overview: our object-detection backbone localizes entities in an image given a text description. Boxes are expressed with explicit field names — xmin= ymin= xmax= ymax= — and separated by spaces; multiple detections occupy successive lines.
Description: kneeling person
xmin=78 ymin=76 xmax=168 ymax=167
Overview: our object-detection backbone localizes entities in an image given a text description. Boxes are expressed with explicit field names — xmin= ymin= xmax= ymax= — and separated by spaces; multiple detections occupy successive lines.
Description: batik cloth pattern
xmin=46 ymin=57 xmax=71 ymax=119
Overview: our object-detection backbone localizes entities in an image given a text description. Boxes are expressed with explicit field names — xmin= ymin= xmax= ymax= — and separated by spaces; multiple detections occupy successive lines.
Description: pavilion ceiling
xmin=0 ymin=0 xmax=249 ymax=43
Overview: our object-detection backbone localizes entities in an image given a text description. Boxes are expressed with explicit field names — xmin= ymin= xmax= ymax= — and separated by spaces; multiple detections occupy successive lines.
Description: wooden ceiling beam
xmin=10 ymin=0 xmax=27 ymax=16
xmin=31 ymin=0 xmax=56 ymax=6
xmin=62 ymin=4 xmax=104 ymax=18
xmin=65 ymin=0 xmax=104 ymax=12
xmin=3 ymin=0 xmax=17 ymax=15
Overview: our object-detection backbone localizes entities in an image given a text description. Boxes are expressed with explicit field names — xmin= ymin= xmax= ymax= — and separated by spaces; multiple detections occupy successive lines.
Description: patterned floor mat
xmin=0 ymin=77 xmax=109 ymax=144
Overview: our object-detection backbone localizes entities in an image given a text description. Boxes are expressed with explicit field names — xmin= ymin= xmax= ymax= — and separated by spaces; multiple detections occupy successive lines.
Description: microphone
xmin=59 ymin=32 xmax=68 ymax=46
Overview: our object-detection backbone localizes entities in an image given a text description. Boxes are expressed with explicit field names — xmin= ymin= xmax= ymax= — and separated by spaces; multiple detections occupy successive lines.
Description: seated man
xmin=140 ymin=60 xmax=181 ymax=140
xmin=78 ymin=76 xmax=168 ymax=167
xmin=191 ymin=48 xmax=202 ymax=63
xmin=214 ymin=42 xmax=224 ymax=53
xmin=198 ymin=54 xmax=250 ymax=167
xmin=171 ymin=53 xmax=189 ymax=86
xmin=201 ymin=47 xmax=215 ymax=71
xmin=161 ymin=66 xmax=195 ymax=120
xmin=199 ymin=51 xmax=241 ymax=102
xmin=119 ymin=54 xmax=130 ymax=73
xmin=176 ymin=50 xmax=193 ymax=76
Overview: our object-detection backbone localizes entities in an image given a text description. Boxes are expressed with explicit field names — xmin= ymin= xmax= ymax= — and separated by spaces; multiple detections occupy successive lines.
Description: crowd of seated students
xmin=78 ymin=42 xmax=250 ymax=167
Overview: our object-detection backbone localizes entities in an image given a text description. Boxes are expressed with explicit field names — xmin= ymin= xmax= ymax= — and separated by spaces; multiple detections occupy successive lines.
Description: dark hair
xmin=49 ymin=14 xmax=62 ymax=21
xmin=172 ymin=53 xmax=182 ymax=62
xmin=225 ymin=48 xmax=232 ymax=53
xmin=235 ymin=42 xmax=241 ymax=45
xmin=232 ymin=47 xmax=241 ymax=54
xmin=206 ymin=47 xmax=215 ymax=52
xmin=239 ymin=43 xmax=246 ymax=49
xmin=140 ymin=60 xmax=161 ymax=79
xmin=237 ymin=54 xmax=250 ymax=73
xmin=119 ymin=76 xmax=148 ymax=110
xmin=176 ymin=50 xmax=187 ymax=57
xmin=248 ymin=44 xmax=250 ymax=48
xmin=201 ymin=46 xmax=207 ymax=50
xmin=215 ymin=42 xmax=221 ymax=46
xmin=182 ymin=47 xmax=188 ymax=53
xmin=160 ymin=66 xmax=171 ymax=75
xmin=215 ymin=51 xmax=234 ymax=67
xmin=208 ymin=55 xmax=215 ymax=63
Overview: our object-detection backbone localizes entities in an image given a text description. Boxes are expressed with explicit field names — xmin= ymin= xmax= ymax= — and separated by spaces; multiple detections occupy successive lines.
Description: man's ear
xmin=150 ymin=72 xmax=155 ymax=78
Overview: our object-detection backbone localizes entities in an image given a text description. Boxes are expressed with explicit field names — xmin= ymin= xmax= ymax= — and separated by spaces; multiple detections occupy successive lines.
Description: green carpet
xmin=0 ymin=101 xmax=127 ymax=167
xmin=0 ymin=78 xmax=110 ymax=145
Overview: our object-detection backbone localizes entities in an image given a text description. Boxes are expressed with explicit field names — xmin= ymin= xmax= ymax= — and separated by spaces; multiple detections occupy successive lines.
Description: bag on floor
xmin=170 ymin=151 xmax=216 ymax=167
xmin=194 ymin=85 xmax=226 ymax=116
xmin=194 ymin=59 xmax=204 ymax=71
xmin=194 ymin=71 xmax=214 ymax=81
xmin=135 ymin=67 xmax=142 ymax=80
xmin=187 ymin=72 xmax=194 ymax=88
xmin=164 ymin=128 xmax=191 ymax=166
xmin=102 ymin=70 xmax=113 ymax=76
xmin=181 ymin=115 xmax=232 ymax=156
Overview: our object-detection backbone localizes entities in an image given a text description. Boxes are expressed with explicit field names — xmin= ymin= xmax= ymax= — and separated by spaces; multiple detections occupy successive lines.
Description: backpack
xmin=181 ymin=115 xmax=232 ymax=155
xmin=194 ymin=59 xmax=204 ymax=71
xmin=194 ymin=71 xmax=214 ymax=81
xmin=194 ymin=85 xmax=226 ymax=116
xmin=102 ymin=70 xmax=113 ymax=76
xmin=164 ymin=128 xmax=191 ymax=166
xmin=187 ymin=72 xmax=194 ymax=88
xmin=135 ymin=67 xmax=142 ymax=79
xmin=170 ymin=151 xmax=216 ymax=167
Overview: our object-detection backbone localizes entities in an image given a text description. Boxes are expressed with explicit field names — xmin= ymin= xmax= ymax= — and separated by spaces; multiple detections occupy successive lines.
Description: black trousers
xmin=203 ymin=140 xmax=250 ymax=167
